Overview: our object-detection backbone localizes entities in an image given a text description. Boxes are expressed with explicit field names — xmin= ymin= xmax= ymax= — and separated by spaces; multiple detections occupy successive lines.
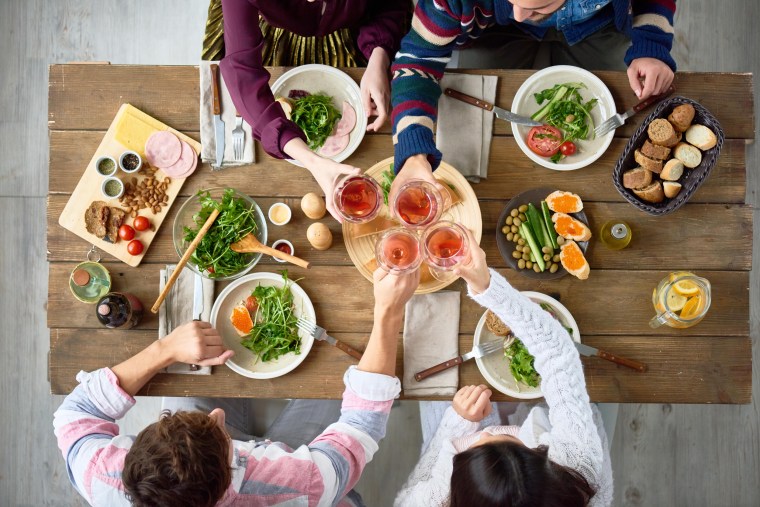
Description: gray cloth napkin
xmin=158 ymin=265 xmax=215 ymax=375
xmin=199 ymin=60 xmax=256 ymax=168
xmin=403 ymin=291 xmax=461 ymax=396
xmin=436 ymin=74 xmax=498 ymax=183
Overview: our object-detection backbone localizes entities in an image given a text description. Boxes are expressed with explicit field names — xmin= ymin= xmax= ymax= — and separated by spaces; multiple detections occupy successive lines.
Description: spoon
xmin=230 ymin=233 xmax=311 ymax=269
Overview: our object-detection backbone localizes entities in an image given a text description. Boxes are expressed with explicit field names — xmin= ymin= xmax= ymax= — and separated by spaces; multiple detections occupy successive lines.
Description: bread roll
xmin=633 ymin=181 xmax=665 ymax=203
xmin=660 ymin=159 xmax=684 ymax=181
xmin=641 ymin=139 xmax=671 ymax=160
xmin=663 ymin=181 xmax=682 ymax=198
xmin=685 ymin=124 xmax=718 ymax=150
xmin=622 ymin=167 xmax=653 ymax=189
xmin=667 ymin=104 xmax=695 ymax=132
xmin=674 ymin=142 xmax=703 ymax=168
xmin=634 ymin=149 xmax=664 ymax=174
xmin=648 ymin=118 xmax=679 ymax=147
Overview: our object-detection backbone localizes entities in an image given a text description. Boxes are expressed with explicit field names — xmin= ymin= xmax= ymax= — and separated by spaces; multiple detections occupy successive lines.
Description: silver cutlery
xmin=444 ymin=88 xmax=543 ymax=127
xmin=189 ymin=273 xmax=205 ymax=371
xmin=414 ymin=336 xmax=514 ymax=382
xmin=210 ymin=63 xmax=225 ymax=168
xmin=296 ymin=317 xmax=363 ymax=360
xmin=232 ymin=111 xmax=245 ymax=161
xmin=594 ymin=84 xmax=676 ymax=137
xmin=574 ymin=341 xmax=647 ymax=372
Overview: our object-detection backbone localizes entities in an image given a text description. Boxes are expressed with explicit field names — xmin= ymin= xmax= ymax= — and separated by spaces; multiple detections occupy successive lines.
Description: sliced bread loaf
xmin=622 ymin=167 xmax=653 ymax=189
xmin=632 ymin=181 xmax=665 ymax=203
xmin=634 ymin=149 xmax=664 ymax=174
xmin=660 ymin=159 xmax=684 ymax=181
xmin=674 ymin=142 xmax=703 ymax=168
xmin=685 ymin=124 xmax=718 ymax=150
xmin=648 ymin=118 xmax=679 ymax=147
xmin=641 ymin=139 xmax=671 ymax=160
xmin=663 ymin=181 xmax=682 ymax=198
xmin=667 ymin=104 xmax=695 ymax=132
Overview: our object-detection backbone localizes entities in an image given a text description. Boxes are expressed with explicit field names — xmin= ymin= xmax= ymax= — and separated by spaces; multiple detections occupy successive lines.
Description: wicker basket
xmin=612 ymin=96 xmax=725 ymax=215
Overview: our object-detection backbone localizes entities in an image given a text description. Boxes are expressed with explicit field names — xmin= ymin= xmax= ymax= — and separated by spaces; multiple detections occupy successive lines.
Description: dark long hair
xmin=450 ymin=441 xmax=595 ymax=507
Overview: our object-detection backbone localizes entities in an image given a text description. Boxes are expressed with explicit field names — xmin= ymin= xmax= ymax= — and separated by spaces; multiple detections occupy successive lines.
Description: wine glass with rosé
xmin=422 ymin=221 xmax=470 ymax=281
xmin=391 ymin=179 xmax=451 ymax=229
xmin=375 ymin=227 xmax=423 ymax=274
xmin=333 ymin=174 xmax=383 ymax=223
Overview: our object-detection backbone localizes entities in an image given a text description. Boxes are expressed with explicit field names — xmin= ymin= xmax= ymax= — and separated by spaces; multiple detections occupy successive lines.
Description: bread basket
xmin=613 ymin=96 xmax=724 ymax=215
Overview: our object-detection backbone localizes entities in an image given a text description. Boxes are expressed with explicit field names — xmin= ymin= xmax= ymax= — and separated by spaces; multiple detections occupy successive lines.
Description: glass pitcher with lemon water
xmin=650 ymin=272 xmax=711 ymax=328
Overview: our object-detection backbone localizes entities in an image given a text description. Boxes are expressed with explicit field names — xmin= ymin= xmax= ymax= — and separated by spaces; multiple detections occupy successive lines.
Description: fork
xmin=296 ymin=317 xmax=364 ymax=360
xmin=232 ymin=110 xmax=245 ymax=161
xmin=594 ymin=84 xmax=676 ymax=138
xmin=414 ymin=336 xmax=513 ymax=382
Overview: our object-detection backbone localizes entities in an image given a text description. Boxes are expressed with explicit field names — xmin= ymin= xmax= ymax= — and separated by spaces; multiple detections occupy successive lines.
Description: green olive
xmin=541 ymin=246 xmax=552 ymax=254
xmin=522 ymin=245 xmax=532 ymax=253
xmin=522 ymin=253 xmax=530 ymax=261
xmin=510 ymin=209 xmax=519 ymax=217
xmin=543 ymin=254 xmax=551 ymax=261
xmin=533 ymin=264 xmax=541 ymax=273
xmin=506 ymin=216 xmax=513 ymax=225
xmin=506 ymin=232 xmax=514 ymax=241
xmin=501 ymin=226 xmax=510 ymax=234
xmin=549 ymin=264 xmax=559 ymax=273
xmin=517 ymin=238 xmax=525 ymax=246
xmin=511 ymin=225 xmax=519 ymax=233
xmin=518 ymin=213 xmax=527 ymax=222
xmin=557 ymin=236 xmax=566 ymax=245
xmin=512 ymin=250 xmax=522 ymax=259
xmin=553 ymin=254 xmax=561 ymax=262
xmin=518 ymin=204 xmax=529 ymax=213
xmin=518 ymin=259 xmax=526 ymax=269
xmin=513 ymin=217 xmax=522 ymax=227
xmin=526 ymin=260 xmax=533 ymax=269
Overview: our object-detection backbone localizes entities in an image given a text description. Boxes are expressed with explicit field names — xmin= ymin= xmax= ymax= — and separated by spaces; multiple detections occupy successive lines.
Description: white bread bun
xmin=632 ymin=181 xmax=665 ymax=203
xmin=660 ymin=159 xmax=684 ymax=181
xmin=663 ymin=181 xmax=682 ymax=198
xmin=673 ymin=142 xmax=703 ymax=168
xmin=685 ymin=124 xmax=718 ymax=150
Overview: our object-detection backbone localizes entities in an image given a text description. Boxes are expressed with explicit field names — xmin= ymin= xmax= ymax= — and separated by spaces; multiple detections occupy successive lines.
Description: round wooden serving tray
xmin=343 ymin=157 xmax=483 ymax=294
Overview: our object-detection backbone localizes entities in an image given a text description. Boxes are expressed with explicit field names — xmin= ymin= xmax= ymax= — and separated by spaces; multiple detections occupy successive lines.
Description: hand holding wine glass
xmin=422 ymin=221 xmax=472 ymax=282
xmin=452 ymin=227 xmax=490 ymax=294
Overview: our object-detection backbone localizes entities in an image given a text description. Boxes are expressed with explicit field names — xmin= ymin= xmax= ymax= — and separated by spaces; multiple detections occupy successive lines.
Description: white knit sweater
xmin=395 ymin=270 xmax=613 ymax=507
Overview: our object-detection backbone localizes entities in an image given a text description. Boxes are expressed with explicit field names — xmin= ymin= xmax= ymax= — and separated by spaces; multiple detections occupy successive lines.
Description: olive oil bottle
xmin=600 ymin=221 xmax=632 ymax=250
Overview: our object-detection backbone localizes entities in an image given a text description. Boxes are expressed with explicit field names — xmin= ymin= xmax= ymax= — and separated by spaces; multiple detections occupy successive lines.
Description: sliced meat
xmin=145 ymin=131 xmax=182 ymax=168
xmin=84 ymin=201 xmax=110 ymax=239
xmin=333 ymin=101 xmax=357 ymax=137
xmin=318 ymin=133 xmax=350 ymax=157
xmin=161 ymin=141 xmax=198 ymax=178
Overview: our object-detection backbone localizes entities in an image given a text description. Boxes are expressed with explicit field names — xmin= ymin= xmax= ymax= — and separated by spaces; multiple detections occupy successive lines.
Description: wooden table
xmin=47 ymin=64 xmax=754 ymax=403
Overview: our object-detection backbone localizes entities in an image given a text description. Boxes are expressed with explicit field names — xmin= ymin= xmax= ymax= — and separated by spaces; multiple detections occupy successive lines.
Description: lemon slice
xmin=680 ymin=295 xmax=703 ymax=319
xmin=669 ymin=271 xmax=692 ymax=282
xmin=666 ymin=291 xmax=687 ymax=312
xmin=673 ymin=279 xmax=700 ymax=297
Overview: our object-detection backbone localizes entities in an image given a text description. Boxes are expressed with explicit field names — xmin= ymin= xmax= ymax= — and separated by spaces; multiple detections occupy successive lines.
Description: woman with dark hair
xmin=394 ymin=229 xmax=613 ymax=506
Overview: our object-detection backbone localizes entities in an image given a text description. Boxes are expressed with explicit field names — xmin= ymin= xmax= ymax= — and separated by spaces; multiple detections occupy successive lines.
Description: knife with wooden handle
xmin=575 ymin=341 xmax=647 ymax=372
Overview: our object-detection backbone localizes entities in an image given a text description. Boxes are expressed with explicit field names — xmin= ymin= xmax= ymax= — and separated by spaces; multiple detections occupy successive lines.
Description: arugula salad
xmin=290 ymin=94 xmax=342 ymax=150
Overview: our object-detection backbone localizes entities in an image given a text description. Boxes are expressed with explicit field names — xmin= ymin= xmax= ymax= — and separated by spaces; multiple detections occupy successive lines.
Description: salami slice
xmin=318 ymin=133 xmax=350 ymax=157
xmin=333 ymin=101 xmax=357 ymax=137
xmin=145 ymin=131 xmax=182 ymax=168
xmin=161 ymin=141 xmax=198 ymax=178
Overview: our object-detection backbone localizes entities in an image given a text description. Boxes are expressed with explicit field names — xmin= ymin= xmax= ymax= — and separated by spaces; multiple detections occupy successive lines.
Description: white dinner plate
xmin=511 ymin=65 xmax=616 ymax=171
xmin=473 ymin=291 xmax=581 ymax=399
xmin=270 ymin=64 xmax=367 ymax=166
xmin=210 ymin=272 xmax=315 ymax=379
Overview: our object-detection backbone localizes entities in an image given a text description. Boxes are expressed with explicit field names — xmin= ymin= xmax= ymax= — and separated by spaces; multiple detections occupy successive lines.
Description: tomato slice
xmin=526 ymin=126 xmax=563 ymax=158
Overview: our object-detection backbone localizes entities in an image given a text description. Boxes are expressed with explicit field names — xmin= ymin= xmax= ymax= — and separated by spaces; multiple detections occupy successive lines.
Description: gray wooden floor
xmin=0 ymin=1 xmax=756 ymax=505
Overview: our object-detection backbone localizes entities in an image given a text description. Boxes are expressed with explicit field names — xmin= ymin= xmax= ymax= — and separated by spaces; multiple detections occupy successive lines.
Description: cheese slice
xmin=350 ymin=215 xmax=398 ymax=239
xmin=114 ymin=104 xmax=165 ymax=156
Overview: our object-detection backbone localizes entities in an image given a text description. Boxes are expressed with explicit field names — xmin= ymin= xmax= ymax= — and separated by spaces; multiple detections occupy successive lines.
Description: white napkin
xmin=158 ymin=265 xmax=215 ymax=375
xmin=403 ymin=291 xmax=461 ymax=396
xmin=436 ymin=74 xmax=498 ymax=183
xmin=199 ymin=60 xmax=256 ymax=168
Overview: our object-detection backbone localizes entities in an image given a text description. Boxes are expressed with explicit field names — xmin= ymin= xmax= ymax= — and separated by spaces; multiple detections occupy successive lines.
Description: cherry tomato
xmin=245 ymin=296 xmax=258 ymax=314
xmin=559 ymin=140 xmax=577 ymax=156
xmin=127 ymin=239 xmax=144 ymax=256
xmin=526 ymin=126 xmax=563 ymax=158
xmin=118 ymin=224 xmax=135 ymax=241
xmin=133 ymin=216 xmax=150 ymax=231
xmin=207 ymin=267 xmax=215 ymax=274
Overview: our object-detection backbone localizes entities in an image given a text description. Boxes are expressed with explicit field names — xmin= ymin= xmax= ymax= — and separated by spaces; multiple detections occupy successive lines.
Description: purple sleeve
xmin=219 ymin=0 xmax=306 ymax=159
xmin=356 ymin=0 xmax=411 ymax=60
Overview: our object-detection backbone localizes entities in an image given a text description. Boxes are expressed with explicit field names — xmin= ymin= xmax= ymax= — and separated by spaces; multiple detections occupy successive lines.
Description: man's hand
xmin=627 ymin=57 xmax=675 ymax=100
xmin=388 ymin=154 xmax=440 ymax=209
xmin=453 ymin=227 xmax=490 ymax=294
xmin=452 ymin=385 xmax=493 ymax=422
xmin=362 ymin=47 xmax=391 ymax=132
xmin=160 ymin=321 xmax=234 ymax=367
xmin=373 ymin=268 xmax=420 ymax=316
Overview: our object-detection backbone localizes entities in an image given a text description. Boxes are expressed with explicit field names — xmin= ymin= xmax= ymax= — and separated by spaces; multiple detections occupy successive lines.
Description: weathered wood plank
xmin=48 ymin=131 xmax=748 ymax=203
xmin=48 ymin=65 xmax=755 ymax=139
xmin=47 ymin=263 xmax=750 ymax=336
xmin=47 ymin=195 xmax=754 ymax=271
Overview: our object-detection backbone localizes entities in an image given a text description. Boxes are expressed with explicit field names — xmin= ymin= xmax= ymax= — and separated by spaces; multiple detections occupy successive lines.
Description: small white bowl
xmin=95 ymin=155 xmax=118 ymax=176
xmin=271 ymin=239 xmax=294 ymax=263
xmin=268 ymin=202 xmax=292 ymax=226
xmin=101 ymin=176 xmax=124 ymax=200
xmin=119 ymin=150 xmax=143 ymax=173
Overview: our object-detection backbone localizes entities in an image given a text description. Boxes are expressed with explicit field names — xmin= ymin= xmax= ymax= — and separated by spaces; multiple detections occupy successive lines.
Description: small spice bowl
xmin=268 ymin=202 xmax=292 ymax=226
xmin=271 ymin=239 xmax=294 ymax=263
xmin=119 ymin=150 xmax=143 ymax=174
xmin=101 ymin=176 xmax=124 ymax=200
xmin=95 ymin=155 xmax=118 ymax=177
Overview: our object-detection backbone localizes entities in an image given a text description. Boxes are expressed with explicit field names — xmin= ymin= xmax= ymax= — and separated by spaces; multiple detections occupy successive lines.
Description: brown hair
xmin=123 ymin=411 xmax=232 ymax=507
xmin=450 ymin=442 xmax=595 ymax=507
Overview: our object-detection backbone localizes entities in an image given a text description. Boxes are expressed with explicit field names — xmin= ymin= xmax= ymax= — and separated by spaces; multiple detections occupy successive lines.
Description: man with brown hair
xmin=54 ymin=268 xmax=419 ymax=506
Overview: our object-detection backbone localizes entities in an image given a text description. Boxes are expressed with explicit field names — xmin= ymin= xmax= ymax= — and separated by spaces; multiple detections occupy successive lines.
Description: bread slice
xmin=634 ymin=149 xmax=664 ymax=174
xmin=551 ymin=212 xmax=592 ymax=242
xmin=545 ymin=190 xmax=583 ymax=213
xmin=485 ymin=310 xmax=511 ymax=336
xmin=673 ymin=142 xmax=703 ymax=168
xmin=660 ymin=159 xmax=684 ymax=181
xmin=632 ymin=181 xmax=665 ymax=203
xmin=559 ymin=240 xmax=590 ymax=280
xmin=84 ymin=201 xmax=110 ymax=239
xmin=622 ymin=167 xmax=653 ymax=189
xmin=105 ymin=207 xmax=126 ymax=243
xmin=648 ymin=118 xmax=679 ymax=147
xmin=667 ymin=104 xmax=695 ymax=132
xmin=641 ymin=139 xmax=671 ymax=160
xmin=663 ymin=181 xmax=682 ymax=198
xmin=685 ymin=124 xmax=718 ymax=150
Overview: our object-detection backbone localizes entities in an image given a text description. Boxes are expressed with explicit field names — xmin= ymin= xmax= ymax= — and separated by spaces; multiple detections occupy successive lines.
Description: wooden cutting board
xmin=58 ymin=104 xmax=200 ymax=267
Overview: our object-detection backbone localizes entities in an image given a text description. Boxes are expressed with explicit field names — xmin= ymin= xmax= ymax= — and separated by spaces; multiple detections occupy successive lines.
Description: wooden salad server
xmin=230 ymin=233 xmax=311 ymax=269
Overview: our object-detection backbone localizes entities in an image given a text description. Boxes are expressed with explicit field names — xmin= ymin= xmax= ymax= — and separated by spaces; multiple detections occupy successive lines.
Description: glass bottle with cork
xmin=96 ymin=292 xmax=144 ymax=329
xmin=600 ymin=220 xmax=632 ymax=250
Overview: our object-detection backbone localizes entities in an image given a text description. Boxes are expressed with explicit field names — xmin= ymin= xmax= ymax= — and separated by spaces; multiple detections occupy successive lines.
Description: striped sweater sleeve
xmin=391 ymin=0 xmax=469 ymax=173
xmin=53 ymin=368 xmax=135 ymax=506
xmin=625 ymin=0 xmax=677 ymax=70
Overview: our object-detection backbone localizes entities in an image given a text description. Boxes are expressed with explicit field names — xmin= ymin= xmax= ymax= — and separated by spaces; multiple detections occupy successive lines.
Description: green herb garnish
xmin=290 ymin=94 xmax=342 ymax=150
xmin=380 ymin=165 xmax=395 ymax=205
xmin=241 ymin=271 xmax=302 ymax=362
xmin=183 ymin=188 xmax=258 ymax=278
xmin=531 ymin=82 xmax=598 ymax=144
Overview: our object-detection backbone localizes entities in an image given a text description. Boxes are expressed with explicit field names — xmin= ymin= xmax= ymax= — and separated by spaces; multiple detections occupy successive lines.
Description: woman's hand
xmin=160 ymin=321 xmax=234 ymax=366
xmin=373 ymin=268 xmax=420 ymax=316
xmin=361 ymin=47 xmax=391 ymax=132
xmin=627 ymin=57 xmax=675 ymax=100
xmin=453 ymin=227 xmax=490 ymax=294
xmin=453 ymin=385 xmax=493 ymax=422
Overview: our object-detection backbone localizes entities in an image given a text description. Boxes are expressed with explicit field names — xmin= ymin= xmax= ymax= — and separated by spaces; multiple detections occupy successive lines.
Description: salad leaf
xmin=380 ymin=165 xmax=395 ymax=205
xmin=183 ymin=189 xmax=258 ymax=278
xmin=290 ymin=94 xmax=342 ymax=150
xmin=531 ymin=82 xmax=598 ymax=143
xmin=505 ymin=339 xmax=540 ymax=388
xmin=241 ymin=271 xmax=302 ymax=363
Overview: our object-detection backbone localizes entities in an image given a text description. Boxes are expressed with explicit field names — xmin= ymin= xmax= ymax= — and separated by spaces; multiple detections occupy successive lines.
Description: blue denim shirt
xmin=495 ymin=0 xmax=615 ymax=45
